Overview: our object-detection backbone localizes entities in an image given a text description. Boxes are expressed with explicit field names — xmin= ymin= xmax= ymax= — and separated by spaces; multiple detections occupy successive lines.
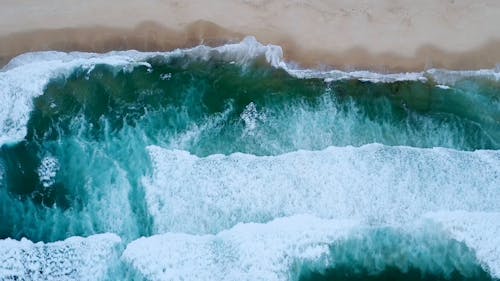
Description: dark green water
xmin=0 ymin=51 xmax=499 ymax=280
xmin=298 ymin=228 xmax=496 ymax=281
xmin=301 ymin=266 xmax=493 ymax=281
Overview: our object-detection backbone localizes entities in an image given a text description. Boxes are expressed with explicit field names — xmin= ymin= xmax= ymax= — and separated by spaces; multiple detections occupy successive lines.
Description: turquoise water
xmin=299 ymin=228 xmax=495 ymax=281
xmin=301 ymin=267 xmax=492 ymax=281
xmin=0 ymin=46 xmax=499 ymax=280
xmin=2 ymin=59 xmax=499 ymax=240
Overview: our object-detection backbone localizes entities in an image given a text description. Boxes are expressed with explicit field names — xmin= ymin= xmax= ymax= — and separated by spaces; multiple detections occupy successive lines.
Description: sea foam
xmin=143 ymin=144 xmax=500 ymax=234
xmin=1 ymin=37 xmax=499 ymax=281
xmin=123 ymin=215 xmax=359 ymax=281
xmin=2 ymin=37 xmax=499 ymax=145
xmin=0 ymin=53 xmax=150 ymax=145
xmin=0 ymin=233 xmax=121 ymax=281
xmin=123 ymin=213 xmax=499 ymax=281
xmin=427 ymin=211 xmax=500 ymax=278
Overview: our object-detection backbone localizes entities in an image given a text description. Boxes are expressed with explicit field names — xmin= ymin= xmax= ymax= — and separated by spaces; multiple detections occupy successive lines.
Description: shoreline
xmin=1 ymin=1 xmax=500 ymax=72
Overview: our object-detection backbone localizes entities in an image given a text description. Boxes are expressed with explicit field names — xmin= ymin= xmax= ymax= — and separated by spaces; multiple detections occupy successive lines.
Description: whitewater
xmin=0 ymin=37 xmax=499 ymax=281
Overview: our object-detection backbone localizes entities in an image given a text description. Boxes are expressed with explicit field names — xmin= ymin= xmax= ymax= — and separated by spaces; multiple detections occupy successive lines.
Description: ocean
xmin=0 ymin=37 xmax=499 ymax=280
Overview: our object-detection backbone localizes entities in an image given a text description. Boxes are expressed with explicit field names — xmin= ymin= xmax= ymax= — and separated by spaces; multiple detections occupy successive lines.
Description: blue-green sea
xmin=0 ymin=38 xmax=499 ymax=280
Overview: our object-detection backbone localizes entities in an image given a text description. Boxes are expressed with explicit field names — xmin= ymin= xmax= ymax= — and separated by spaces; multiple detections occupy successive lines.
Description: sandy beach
xmin=1 ymin=0 xmax=500 ymax=71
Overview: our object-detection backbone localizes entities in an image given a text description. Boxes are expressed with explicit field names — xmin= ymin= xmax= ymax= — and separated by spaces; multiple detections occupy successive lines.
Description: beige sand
xmin=1 ymin=0 xmax=500 ymax=71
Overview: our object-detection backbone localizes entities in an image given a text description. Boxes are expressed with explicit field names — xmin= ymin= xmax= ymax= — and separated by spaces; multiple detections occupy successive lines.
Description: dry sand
xmin=1 ymin=0 xmax=500 ymax=71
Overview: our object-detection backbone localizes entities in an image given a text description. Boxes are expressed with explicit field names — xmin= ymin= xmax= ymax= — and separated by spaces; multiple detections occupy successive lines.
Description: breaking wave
xmin=0 ymin=37 xmax=499 ymax=280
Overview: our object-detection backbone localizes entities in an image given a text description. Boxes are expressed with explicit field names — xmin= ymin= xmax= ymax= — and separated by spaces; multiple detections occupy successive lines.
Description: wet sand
xmin=1 ymin=0 xmax=500 ymax=71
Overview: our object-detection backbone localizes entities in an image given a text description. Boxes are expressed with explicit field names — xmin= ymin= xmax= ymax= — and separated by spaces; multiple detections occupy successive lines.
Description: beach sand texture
xmin=1 ymin=0 xmax=500 ymax=71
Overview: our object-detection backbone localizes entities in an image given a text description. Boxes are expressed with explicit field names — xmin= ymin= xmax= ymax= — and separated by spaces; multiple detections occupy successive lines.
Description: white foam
xmin=1 ymin=36 xmax=499 ymax=145
xmin=123 ymin=214 xmax=495 ymax=281
xmin=0 ymin=233 xmax=121 ymax=281
xmin=436 ymin=84 xmax=451 ymax=89
xmin=240 ymin=102 xmax=266 ymax=134
xmin=159 ymin=73 xmax=172 ymax=80
xmin=427 ymin=68 xmax=500 ymax=86
xmin=294 ymin=69 xmax=427 ymax=83
xmin=123 ymin=215 xmax=358 ymax=281
xmin=425 ymin=211 xmax=500 ymax=278
xmin=143 ymin=144 xmax=500 ymax=234
xmin=0 ymin=37 xmax=279 ymax=145
xmin=37 ymin=156 xmax=60 ymax=188
xmin=293 ymin=67 xmax=500 ymax=85
xmin=0 ymin=52 xmax=151 ymax=145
